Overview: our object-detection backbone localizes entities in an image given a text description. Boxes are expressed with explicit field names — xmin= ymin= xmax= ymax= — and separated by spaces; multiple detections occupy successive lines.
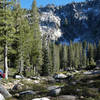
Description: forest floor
xmin=1 ymin=67 xmax=100 ymax=100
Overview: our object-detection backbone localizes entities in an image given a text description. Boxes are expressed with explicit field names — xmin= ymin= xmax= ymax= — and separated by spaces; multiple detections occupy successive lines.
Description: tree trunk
xmin=19 ymin=51 xmax=24 ymax=75
xmin=34 ymin=65 xmax=36 ymax=75
xmin=4 ymin=43 xmax=8 ymax=79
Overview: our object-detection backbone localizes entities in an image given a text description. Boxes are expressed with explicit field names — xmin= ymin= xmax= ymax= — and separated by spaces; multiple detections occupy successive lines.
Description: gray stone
xmin=71 ymin=81 xmax=77 ymax=85
xmin=95 ymin=67 xmax=100 ymax=70
xmin=58 ymin=95 xmax=77 ymax=100
xmin=12 ymin=83 xmax=24 ymax=91
xmin=31 ymin=76 xmax=40 ymax=80
xmin=0 ymin=93 xmax=5 ymax=100
xmin=48 ymin=86 xmax=61 ymax=96
xmin=88 ymin=80 xmax=94 ymax=84
xmin=47 ymin=86 xmax=59 ymax=91
xmin=0 ymin=84 xmax=12 ymax=98
xmin=92 ymin=70 xmax=100 ymax=74
xmin=47 ymin=76 xmax=55 ymax=83
xmin=76 ymin=89 xmax=81 ymax=92
xmin=83 ymin=71 xmax=92 ymax=75
xmin=54 ymin=73 xmax=67 ymax=79
xmin=84 ymin=70 xmax=100 ymax=75
xmin=19 ymin=90 xmax=36 ymax=95
xmin=32 ymin=97 xmax=50 ymax=100
xmin=15 ymin=75 xmax=23 ymax=79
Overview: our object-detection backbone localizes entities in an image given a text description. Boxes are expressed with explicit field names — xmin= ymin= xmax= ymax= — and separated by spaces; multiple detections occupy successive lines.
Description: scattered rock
xmin=92 ymin=70 xmax=100 ymax=74
xmin=80 ymin=96 xmax=84 ymax=99
xmin=32 ymin=97 xmax=50 ymax=100
xmin=34 ymin=80 xmax=40 ymax=84
xmin=76 ymin=89 xmax=81 ymax=92
xmin=71 ymin=81 xmax=77 ymax=85
xmin=14 ymin=93 xmax=19 ymax=97
xmin=0 ymin=84 xmax=12 ymax=98
xmin=23 ymin=78 xmax=40 ymax=84
xmin=47 ymin=76 xmax=55 ymax=83
xmin=13 ymin=80 xmax=21 ymax=85
xmin=83 ymin=71 xmax=92 ymax=75
xmin=14 ymin=75 xmax=23 ymax=79
xmin=88 ymin=80 xmax=94 ymax=84
xmin=47 ymin=86 xmax=60 ymax=91
xmin=0 ymin=93 xmax=5 ymax=100
xmin=3 ymin=82 xmax=14 ymax=90
xmin=41 ymin=77 xmax=48 ymax=81
xmin=31 ymin=76 xmax=40 ymax=80
xmin=58 ymin=95 xmax=77 ymax=100
xmin=12 ymin=83 xmax=24 ymax=91
xmin=48 ymin=86 xmax=61 ymax=96
xmin=22 ymin=78 xmax=34 ymax=84
xmin=74 ymin=70 xmax=79 ymax=73
xmin=19 ymin=90 xmax=36 ymax=96
xmin=84 ymin=70 xmax=100 ymax=75
xmin=95 ymin=67 xmax=100 ymax=70
xmin=54 ymin=73 xmax=67 ymax=79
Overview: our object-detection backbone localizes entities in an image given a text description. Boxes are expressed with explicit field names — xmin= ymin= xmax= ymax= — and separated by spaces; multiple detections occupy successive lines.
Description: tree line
xmin=0 ymin=0 xmax=42 ymax=79
xmin=42 ymin=40 xmax=100 ymax=75
xmin=0 ymin=0 xmax=100 ymax=79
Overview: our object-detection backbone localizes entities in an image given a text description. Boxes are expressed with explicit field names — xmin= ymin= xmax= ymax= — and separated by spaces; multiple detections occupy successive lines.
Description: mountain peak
xmin=38 ymin=0 xmax=100 ymax=43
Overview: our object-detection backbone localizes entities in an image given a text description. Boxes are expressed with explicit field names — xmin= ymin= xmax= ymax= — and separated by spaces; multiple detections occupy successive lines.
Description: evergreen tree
xmin=74 ymin=43 xmax=80 ymax=69
xmin=30 ymin=0 xmax=42 ymax=75
xmin=89 ymin=57 xmax=96 ymax=66
xmin=82 ymin=49 xmax=87 ymax=68
xmin=48 ymin=42 xmax=54 ymax=73
xmin=82 ymin=41 xmax=87 ymax=68
xmin=67 ymin=41 xmax=74 ymax=69
xmin=60 ymin=45 xmax=68 ymax=70
xmin=96 ymin=41 xmax=100 ymax=60
xmin=0 ymin=0 xmax=15 ymax=79
xmin=86 ymin=58 xmax=90 ymax=66
xmin=54 ymin=44 xmax=60 ymax=72
xmin=41 ymin=36 xmax=50 ymax=76
xmin=49 ymin=42 xmax=60 ymax=73
xmin=93 ymin=43 xmax=97 ymax=61
xmin=83 ymin=40 xmax=87 ymax=49
xmin=87 ymin=43 xmax=94 ymax=62
xmin=13 ymin=1 xmax=23 ymax=73
xmin=17 ymin=11 xmax=31 ymax=75
xmin=79 ymin=43 xmax=83 ymax=67
xmin=13 ymin=1 xmax=31 ymax=75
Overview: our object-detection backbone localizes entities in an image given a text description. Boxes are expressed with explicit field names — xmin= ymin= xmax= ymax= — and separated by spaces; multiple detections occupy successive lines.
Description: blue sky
xmin=20 ymin=0 xmax=86 ymax=9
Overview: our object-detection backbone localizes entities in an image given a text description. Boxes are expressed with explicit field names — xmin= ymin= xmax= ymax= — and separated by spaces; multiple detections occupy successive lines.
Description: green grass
xmin=6 ymin=97 xmax=18 ymax=100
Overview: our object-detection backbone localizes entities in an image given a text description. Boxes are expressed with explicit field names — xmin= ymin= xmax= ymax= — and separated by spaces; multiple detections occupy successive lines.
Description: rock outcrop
xmin=53 ymin=73 xmax=67 ymax=79
xmin=32 ymin=97 xmax=50 ymax=100
xmin=0 ymin=84 xmax=12 ymax=98
xmin=47 ymin=86 xmax=62 ymax=96
xmin=38 ymin=0 xmax=100 ymax=43
xmin=0 ymin=93 xmax=5 ymax=100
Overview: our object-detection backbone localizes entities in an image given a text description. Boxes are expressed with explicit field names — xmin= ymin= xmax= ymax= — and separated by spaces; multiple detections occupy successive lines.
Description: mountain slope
xmin=39 ymin=0 xmax=100 ymax=43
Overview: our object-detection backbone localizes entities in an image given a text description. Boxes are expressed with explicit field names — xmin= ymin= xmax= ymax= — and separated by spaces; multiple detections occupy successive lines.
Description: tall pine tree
xmin=30 ymin=0 xmax=42 ymax=75
xmin=0 ymin=0 xmax=15 ymax=79
xmin=41 ymin=35 xmax=50 ymax=76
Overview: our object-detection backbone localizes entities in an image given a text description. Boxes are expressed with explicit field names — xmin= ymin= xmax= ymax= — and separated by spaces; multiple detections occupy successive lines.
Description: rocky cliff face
xmin=39 ymin=9 xmax=62 ymax=40
xmin=39 ymin=0 xmax=100 ymax=43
